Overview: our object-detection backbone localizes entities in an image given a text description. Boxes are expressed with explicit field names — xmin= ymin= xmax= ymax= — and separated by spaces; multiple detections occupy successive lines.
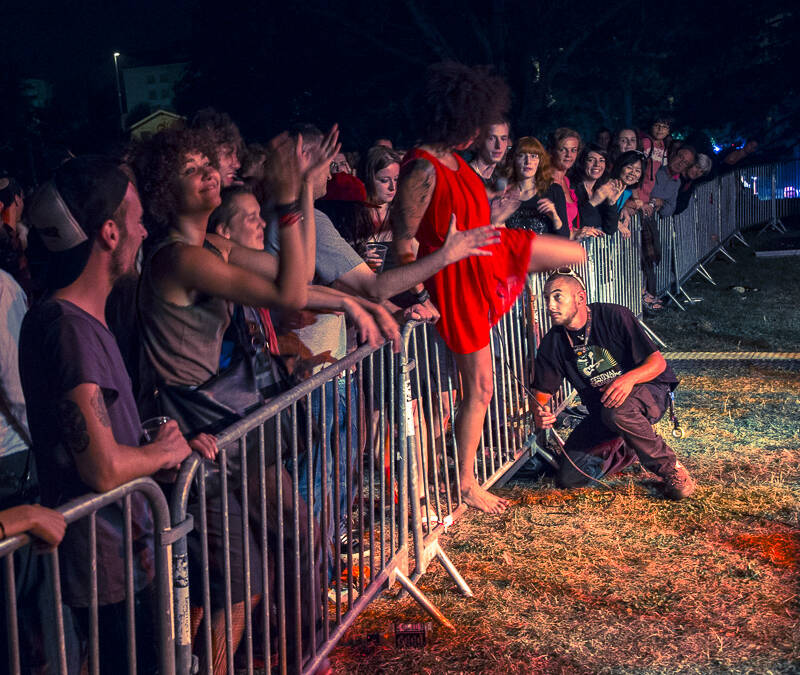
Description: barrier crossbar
xmin=1 ymin=478 xmax=175 ymax=675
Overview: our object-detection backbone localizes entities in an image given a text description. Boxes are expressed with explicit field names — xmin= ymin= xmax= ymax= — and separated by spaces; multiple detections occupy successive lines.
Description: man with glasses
xmin=532 ymin=268 xmax=696 ymax=499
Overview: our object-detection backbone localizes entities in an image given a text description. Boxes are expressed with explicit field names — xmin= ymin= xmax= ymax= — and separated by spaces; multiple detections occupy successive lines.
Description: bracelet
xmin=399 ymin=252 xmax=416 ymax=265
xmin=278 ymin=212 xmax=302 ymax=229
xmin=0 ymin=520 xmax=5 ymax=540
xmin=275 ymin=200 xmax=300 ymax=217
xmin=413 ymin=288 xmax=430 ymax=304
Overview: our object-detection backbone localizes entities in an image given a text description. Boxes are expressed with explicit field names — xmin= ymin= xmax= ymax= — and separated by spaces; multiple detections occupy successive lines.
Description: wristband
xmin=399 ymin=252 xmax=416 ymax=265
xmin=413 ymin=288 xmax=430 ymax=304
xmin=278 ymin=212 xmax=302 ymax=229
xmin=275 ymin=200 xmax=300 ymax=217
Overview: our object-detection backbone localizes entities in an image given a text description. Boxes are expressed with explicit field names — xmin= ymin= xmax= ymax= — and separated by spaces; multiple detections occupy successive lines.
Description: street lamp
xmin=113 ymin=52 xmax=125 ymax=132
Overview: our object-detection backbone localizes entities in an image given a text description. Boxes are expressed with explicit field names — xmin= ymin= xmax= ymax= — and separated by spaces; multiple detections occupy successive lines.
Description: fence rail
xmin=3 ymin=159 xmax=799 ymax=674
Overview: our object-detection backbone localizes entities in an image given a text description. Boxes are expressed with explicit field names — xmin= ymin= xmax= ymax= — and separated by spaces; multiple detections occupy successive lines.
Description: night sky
xmin=3 ymin=0 xmax=799 ymax=176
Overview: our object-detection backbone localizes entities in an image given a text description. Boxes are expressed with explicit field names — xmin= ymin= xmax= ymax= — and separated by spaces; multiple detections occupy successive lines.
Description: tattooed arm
xmin=58 ymin=384 xmax=191 ymax=492
xmin=390 ymin=158 xmax=436 ymax=279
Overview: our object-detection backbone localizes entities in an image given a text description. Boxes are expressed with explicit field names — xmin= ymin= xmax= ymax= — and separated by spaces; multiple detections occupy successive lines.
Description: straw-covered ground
xmin=329 ymin=225 xmax=800 ymax=674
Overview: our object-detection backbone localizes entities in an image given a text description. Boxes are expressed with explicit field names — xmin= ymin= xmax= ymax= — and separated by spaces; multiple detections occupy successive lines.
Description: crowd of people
xmin=0 ymin=61 xmax=753 ymax=673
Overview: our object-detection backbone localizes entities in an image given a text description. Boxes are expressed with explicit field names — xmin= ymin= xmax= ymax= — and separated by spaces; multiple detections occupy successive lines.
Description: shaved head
xmin=544 ymin=274 xmax=585 ymax=296
xmin=543 ymin=275 xmax=588 ymax=329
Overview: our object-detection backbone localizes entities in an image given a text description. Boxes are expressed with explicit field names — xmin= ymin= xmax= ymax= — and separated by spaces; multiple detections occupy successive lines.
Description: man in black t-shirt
xmin=533 ymin=269 xmax=695 ymax=499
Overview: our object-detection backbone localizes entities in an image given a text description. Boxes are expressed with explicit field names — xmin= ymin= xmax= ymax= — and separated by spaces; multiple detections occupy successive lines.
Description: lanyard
xmin=564 ymin=307 xmax=592 ymax=352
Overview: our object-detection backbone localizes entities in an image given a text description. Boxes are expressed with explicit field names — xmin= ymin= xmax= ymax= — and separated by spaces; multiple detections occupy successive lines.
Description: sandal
xmin=643 ymin=296 xmax=663 ymax=311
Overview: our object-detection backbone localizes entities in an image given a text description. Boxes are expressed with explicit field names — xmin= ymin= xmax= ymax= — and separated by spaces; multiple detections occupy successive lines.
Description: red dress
xmin=404 ymin=148 xmax=536 ymax=354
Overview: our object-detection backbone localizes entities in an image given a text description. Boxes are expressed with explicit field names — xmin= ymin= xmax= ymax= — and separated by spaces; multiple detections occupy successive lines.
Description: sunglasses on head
xmin=545 ymin=267 xmax=586 ymax=291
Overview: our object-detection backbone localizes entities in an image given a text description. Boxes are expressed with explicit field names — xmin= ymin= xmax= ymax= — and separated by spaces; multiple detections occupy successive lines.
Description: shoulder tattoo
xmin=91 ymin=387 xmax=111 ymax=428
xmin=57 ymin=399 xmax=90 ymax=455
xmin=392 ymin=159 xmax=436 ymax=241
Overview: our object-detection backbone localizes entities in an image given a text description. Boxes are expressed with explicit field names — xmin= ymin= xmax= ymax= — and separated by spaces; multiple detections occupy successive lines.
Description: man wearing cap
xmin=532 ymin=268 xmax=696 ymax=500
xmin=19 ymin=157 xmax=193 ymax=672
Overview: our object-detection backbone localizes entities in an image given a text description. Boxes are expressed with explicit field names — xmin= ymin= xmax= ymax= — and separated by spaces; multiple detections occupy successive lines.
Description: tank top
xmin=138 ymin=233 xmax=232 ymax=387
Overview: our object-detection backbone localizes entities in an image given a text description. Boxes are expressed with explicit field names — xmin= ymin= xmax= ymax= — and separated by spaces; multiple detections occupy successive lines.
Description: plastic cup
xmin=141 ymin=416 xmax=171 ymax=444
xmin=363 ymin=242 xmax=388 ymax=273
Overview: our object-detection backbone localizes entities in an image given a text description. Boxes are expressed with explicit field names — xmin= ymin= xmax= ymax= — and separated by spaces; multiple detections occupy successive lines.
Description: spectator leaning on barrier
xmin=638 ymin=145 xmax=696 ymax=311
xmin=533 ymin=268 xmax=696 ymax=500
xmin=19 ymin=156 xmax=192 ymax=674
xmin=570 ymin=143 xmax=620 ymax=239
xmin=675 ymin=152 xmax=713 ymax=216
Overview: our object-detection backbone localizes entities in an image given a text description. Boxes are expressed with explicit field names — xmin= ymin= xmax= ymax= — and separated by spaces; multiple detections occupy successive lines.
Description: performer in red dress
xmin=393 ymin=63 xmax=586 ymax=513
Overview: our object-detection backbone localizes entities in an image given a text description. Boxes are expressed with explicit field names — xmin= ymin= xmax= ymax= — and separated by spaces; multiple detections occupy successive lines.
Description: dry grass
xmin=329 ymin=365 xmax=800 ymax=674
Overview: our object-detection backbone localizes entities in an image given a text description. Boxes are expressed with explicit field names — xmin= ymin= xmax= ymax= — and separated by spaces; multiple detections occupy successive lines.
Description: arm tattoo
xmin=91 ymin=387 xmax=111 ymax=428
xmin=57 ymin=399 xmax=90 ymax=455
xmin=391 ymin=159 xmax=435 ymax=242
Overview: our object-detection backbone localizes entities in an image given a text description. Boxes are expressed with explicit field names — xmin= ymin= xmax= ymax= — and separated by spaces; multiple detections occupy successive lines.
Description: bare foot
xmin=461 ymin=483 xmax=509 ymax=514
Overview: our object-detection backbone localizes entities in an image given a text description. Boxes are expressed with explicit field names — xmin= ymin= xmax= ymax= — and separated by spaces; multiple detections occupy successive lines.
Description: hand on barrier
xmin=370 ymin=302 xmax=402 ymax=352
xmin=403 ymin=299 xmax=440 ymax=324
xmin=533 ymin=403 xmax=556 ymax=430
xmin=189 ymin=433 xmax=219 ymax=461
xmin=441 ymin=214 xmax=501 ymax=265
xmin=576 ymin=227 xmax=604 ymax=240
xmin=154 ymin=420 xmax=193 ymax=468
xmin=0 ymin=504 xmax=66 ymax=549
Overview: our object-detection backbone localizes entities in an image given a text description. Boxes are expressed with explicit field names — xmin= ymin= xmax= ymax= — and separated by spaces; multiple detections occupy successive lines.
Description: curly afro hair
xmin=131 ymin=126 xmax=218 ymax=238
xmin=412 ymin=62 xmax=510 ymax=150
xmin=190 ymin=107 xmax=244 ymax=158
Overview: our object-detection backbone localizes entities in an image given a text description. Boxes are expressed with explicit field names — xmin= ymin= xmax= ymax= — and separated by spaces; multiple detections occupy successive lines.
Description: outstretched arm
xmin=337 ymin=216 xmax=500 ymax=303
xmin=527 ymin=234 xmax=587 ymax=273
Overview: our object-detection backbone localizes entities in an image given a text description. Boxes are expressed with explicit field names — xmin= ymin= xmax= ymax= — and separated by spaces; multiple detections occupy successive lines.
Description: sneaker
xmin=660 ymin=461 xmax=696 ymax=500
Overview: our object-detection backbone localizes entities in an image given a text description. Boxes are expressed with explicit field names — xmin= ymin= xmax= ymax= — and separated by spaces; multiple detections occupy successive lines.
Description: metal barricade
xmin=776 ymin=159 xmax=800 ymax=221
xmin=1 ymin=479 xmax=175 ymax=675
xmin=694 ymin=180 xmax=720 ymax=263
xmin=168 ymin=341 xmax=454 ymax=675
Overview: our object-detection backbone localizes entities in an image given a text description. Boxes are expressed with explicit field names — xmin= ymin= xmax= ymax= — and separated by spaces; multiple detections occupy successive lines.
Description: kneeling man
xmin=533 ymin=268 xmax=695 ymax=499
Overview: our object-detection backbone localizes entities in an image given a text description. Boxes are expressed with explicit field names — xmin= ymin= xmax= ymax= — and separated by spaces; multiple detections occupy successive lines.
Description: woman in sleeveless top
xmin=393 ymin=63 xmax=586 ymax=514
xmin=133 ymin=126 xmax=331 ymax=675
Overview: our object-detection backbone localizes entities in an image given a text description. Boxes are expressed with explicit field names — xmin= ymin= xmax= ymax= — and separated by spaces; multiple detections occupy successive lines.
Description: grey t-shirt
xmin=651 ymin=165 xmax=681 ymax=218
xmin=19 ymin=299 xmax=155 ymax=607
xmin=267 ymin=208 xmax=364 ymax=377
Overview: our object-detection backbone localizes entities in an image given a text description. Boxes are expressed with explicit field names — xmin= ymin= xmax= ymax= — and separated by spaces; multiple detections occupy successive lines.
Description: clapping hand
xmin=263 ymin=132 xmax=304 ymax=204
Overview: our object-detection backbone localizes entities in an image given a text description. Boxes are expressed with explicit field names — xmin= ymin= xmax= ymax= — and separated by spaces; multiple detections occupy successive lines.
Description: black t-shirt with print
xmin=533 ymin=303 xmax=678 ymax=411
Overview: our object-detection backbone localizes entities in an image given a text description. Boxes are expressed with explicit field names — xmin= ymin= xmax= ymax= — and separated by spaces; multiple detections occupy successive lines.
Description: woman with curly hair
xmin=495 ymin=136 xmax=566 ymax=236
xmin=132 ymin=125 xmax=325 ymax=674
xmin=392 ymin=62 xmax=585 ymax=513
